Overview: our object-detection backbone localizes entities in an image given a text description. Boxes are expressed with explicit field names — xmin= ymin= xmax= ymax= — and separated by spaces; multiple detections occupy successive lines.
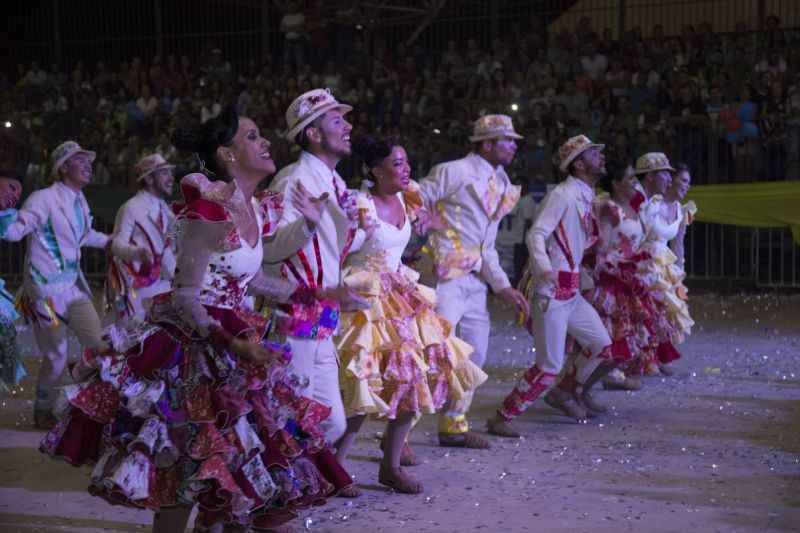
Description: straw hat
xmin=283 ymin=88 xmax=353 ymax=141
xmin=50 ymin=141 xmax=96 ymax=177
xmin=134 ymin=153 xmax=175 ymax=182
xmin=468 ymin=114 xmax=523 ymax=142
xmin=634 ymin=152 xmax=675 ymax=175
xmin=557 ymin=134 xmax=604 ymax=173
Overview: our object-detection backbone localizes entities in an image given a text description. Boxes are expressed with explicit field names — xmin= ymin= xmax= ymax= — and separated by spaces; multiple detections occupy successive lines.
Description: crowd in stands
xmin=3 ymin=9 xmax=800 ymax=193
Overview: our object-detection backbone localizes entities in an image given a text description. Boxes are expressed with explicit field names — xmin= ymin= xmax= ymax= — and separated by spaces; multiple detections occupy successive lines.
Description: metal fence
xmin=685 ymin=222 xmax=800 ymax=288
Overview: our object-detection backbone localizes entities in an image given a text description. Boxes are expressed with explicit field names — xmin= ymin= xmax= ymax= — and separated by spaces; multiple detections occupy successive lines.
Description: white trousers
xmin=32 ymin=285 xmax=106 ymax=409
xmin=531 ymin=293 xmax=611 ymax=376
xmin=435 ymin=273 xmax=490 ymax=419
xmin=284 ymin=336 xmax=347 ymax=445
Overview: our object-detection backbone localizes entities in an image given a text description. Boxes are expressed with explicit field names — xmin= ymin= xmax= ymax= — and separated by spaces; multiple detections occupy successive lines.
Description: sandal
xmin=378 ymin=465 xmax=424 ymax=494
xmin=337 ymin=484 xmax=362 ymax=498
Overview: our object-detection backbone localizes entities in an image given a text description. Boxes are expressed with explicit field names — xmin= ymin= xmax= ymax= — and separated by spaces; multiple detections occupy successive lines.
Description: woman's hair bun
xmin=352 ymin=134 xmax=396 ymax=168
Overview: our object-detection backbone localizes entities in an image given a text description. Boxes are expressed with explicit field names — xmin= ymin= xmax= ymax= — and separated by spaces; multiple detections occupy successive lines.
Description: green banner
xmin=685 ymin=181 xmax=800 ymax=245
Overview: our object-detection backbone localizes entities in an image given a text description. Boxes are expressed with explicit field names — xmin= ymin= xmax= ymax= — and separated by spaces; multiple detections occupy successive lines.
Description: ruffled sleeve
xmin=402 ymin=181 xmax=425 ymax=224
xmin=169 ymin=174 xmax=236 ymax=346
xmin=255 ymin=189 xmax=284 ymax=238
xmin=171 ymin=173 xmax=236 ymax=224
xmin=682 ymin=200 xmax=698 ymax=225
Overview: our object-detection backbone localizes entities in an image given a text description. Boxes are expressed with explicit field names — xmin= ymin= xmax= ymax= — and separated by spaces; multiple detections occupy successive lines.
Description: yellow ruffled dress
xmin=335 ymin=183 xmax=487 ymax=418
xmin=640 ymin=196 xmax=697 ymax=345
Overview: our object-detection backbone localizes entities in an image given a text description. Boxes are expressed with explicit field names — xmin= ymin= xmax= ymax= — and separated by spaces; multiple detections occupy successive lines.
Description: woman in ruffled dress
xmin=634 ymin=154 xmax=696 ymax=377
xmin=581 ymin=161 xmax=668 ymax=392
xmin=652 ymin=162 xmax=695 ymax=375
xmin=40 ymin=107 xmax=355 ymax=533
xmin=0 ymin=173 xmax=27 ymax=394
xmin=333 ymin=136 xmax=487 ymax=494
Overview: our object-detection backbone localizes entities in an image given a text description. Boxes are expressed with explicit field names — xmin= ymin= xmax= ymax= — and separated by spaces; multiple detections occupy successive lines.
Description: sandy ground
xmin=0 ymin=292 xmax=799 ymax=533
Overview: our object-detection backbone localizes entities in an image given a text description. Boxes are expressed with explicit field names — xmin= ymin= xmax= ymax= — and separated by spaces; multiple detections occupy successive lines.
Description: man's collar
xmin=301 ymin=150 xmax=339 ymax=176
xmin=566 ymin=175 xmax=594 ymax=194
xmin=55 ymin=180 xmax=80 ymax=201
xmin=468 ymin=152 xmax=497 ymax=174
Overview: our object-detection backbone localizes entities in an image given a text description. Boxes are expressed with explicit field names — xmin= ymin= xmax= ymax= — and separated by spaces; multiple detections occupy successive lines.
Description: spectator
xmin=580 ymin=42 xmax=608 ymax=81
xmin=279 ymin=1 xmax=307 ymax=69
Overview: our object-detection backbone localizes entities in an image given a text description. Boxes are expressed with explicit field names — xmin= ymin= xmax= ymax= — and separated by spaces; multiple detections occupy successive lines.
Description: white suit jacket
xmin=418 ymin=152 xmax=520 ymax=292
xmin=3 ymin=181 xmax=109 ymax=300
xmin=525 ymin=176 xmax=597 ymax=300
xmin=107 ymin=189 xmax=176 ymax=317
xmin=110 ymin=189 xmax=176 ymax=279
xmin=264 ymin=150 xmax=359 ymax=289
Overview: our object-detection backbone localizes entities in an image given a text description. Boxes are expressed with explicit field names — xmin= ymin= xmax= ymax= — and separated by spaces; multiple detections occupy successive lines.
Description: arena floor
xmin=0 ymin=292 xmax=798 ymax=532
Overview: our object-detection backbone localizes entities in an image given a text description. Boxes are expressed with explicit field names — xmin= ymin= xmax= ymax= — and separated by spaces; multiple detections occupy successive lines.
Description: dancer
xmin=633 ymin=153 xmax=693 ymax=376
xmin=2 ymin=141 xmax=110 ymax=429
xmin=334 ymin=135 xmax=487 ymax=493
xmin=106 ymin=153 xmax=176 ymax=322
xmin=263 ymin=88 xmax=369 ymax=458
xmin=418 ymin=114 xmax=529 ymax=448
xmin=0 ymin=172 xmax=27 ymax=394
xmin=40 ymin=107 xmax=354 ymax=532
xmin=665 ymin=163 xmax=695 ymax=270
xmin=487 ymin=135 xmax=613 ymax=438
xmin=640 ymin=157 xmax=696 ymax=376
xmin=574 ymin=161 xmax=666 ymax=394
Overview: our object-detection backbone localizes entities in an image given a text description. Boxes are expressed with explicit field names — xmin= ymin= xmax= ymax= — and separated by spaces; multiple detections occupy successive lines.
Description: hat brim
xmin=51 ymin=149 xmax=97 ymax=177
xmin=137 ymin=163 xmax=176 ymax=181
xmin=469 ymin=131 xmax=524 ymax=142
xmin=634 ymin=164 xmax=676 ymax=175
xmin=559 ymin=143 xmax=605 ymax=173
xmin=283 ymin=103 xmax=354 ymax=141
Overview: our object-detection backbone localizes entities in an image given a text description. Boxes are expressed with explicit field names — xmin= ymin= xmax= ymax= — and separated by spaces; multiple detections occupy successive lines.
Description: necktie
xmin=483 ymin=169 xmax=499 ymax=216
xmin=73 ymin=196 xmax=85 ymax=238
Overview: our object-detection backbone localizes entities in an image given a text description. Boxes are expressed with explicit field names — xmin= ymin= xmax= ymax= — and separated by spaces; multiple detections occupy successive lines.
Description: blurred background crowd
xmin=2 ymin=0 xmax=798 ymax=194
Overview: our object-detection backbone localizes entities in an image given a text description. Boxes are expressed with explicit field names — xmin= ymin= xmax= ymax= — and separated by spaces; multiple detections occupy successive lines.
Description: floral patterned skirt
xmin=640 ymin=245 xmax=693 ymax=346
xmin=0 ymin=283 xmax=26 ymax=394
xmin=39 ymin=299 xmax=352 ymax=531
xmin=336 ymin=267 xmax=487 ymax=419
xmin=584 ymin=255 xmax=681 ymax=370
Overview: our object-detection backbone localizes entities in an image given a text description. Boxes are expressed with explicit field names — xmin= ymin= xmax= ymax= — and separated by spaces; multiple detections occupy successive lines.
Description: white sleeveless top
xmin=346 ymin=192 xmax=411 ymax=273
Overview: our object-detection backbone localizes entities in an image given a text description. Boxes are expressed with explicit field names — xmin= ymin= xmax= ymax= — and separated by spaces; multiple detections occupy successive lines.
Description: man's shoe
xmin=34 ymin=409 xmax=56 ymax=430
xmin=544 ymin=389 xmax=588 ymax=422
xmin=578 ymin=391 xmax=607 ymax=414
xmin=438 ymin=431 xmax=490 ymax=449
xmin=486 ymin=415 xmax=521 ymax=438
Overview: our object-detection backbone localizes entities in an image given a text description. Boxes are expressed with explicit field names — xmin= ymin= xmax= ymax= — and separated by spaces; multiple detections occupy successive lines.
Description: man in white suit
xmin=263 ymin=88 xmax=367 ymax=451
xmin=107 ymin=153 xmax=176 ymax=322
xmin=418 ymin=114 xmax=530 ymax=448
xmin=487 ymin=135 xmax=613 ymax=438
xmin=3 ymin=141 xmax=110 ymax=428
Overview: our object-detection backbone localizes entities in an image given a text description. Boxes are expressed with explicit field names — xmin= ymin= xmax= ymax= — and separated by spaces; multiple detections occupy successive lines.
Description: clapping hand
xmin=292 ymin=182 xmax=330 ymax=230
